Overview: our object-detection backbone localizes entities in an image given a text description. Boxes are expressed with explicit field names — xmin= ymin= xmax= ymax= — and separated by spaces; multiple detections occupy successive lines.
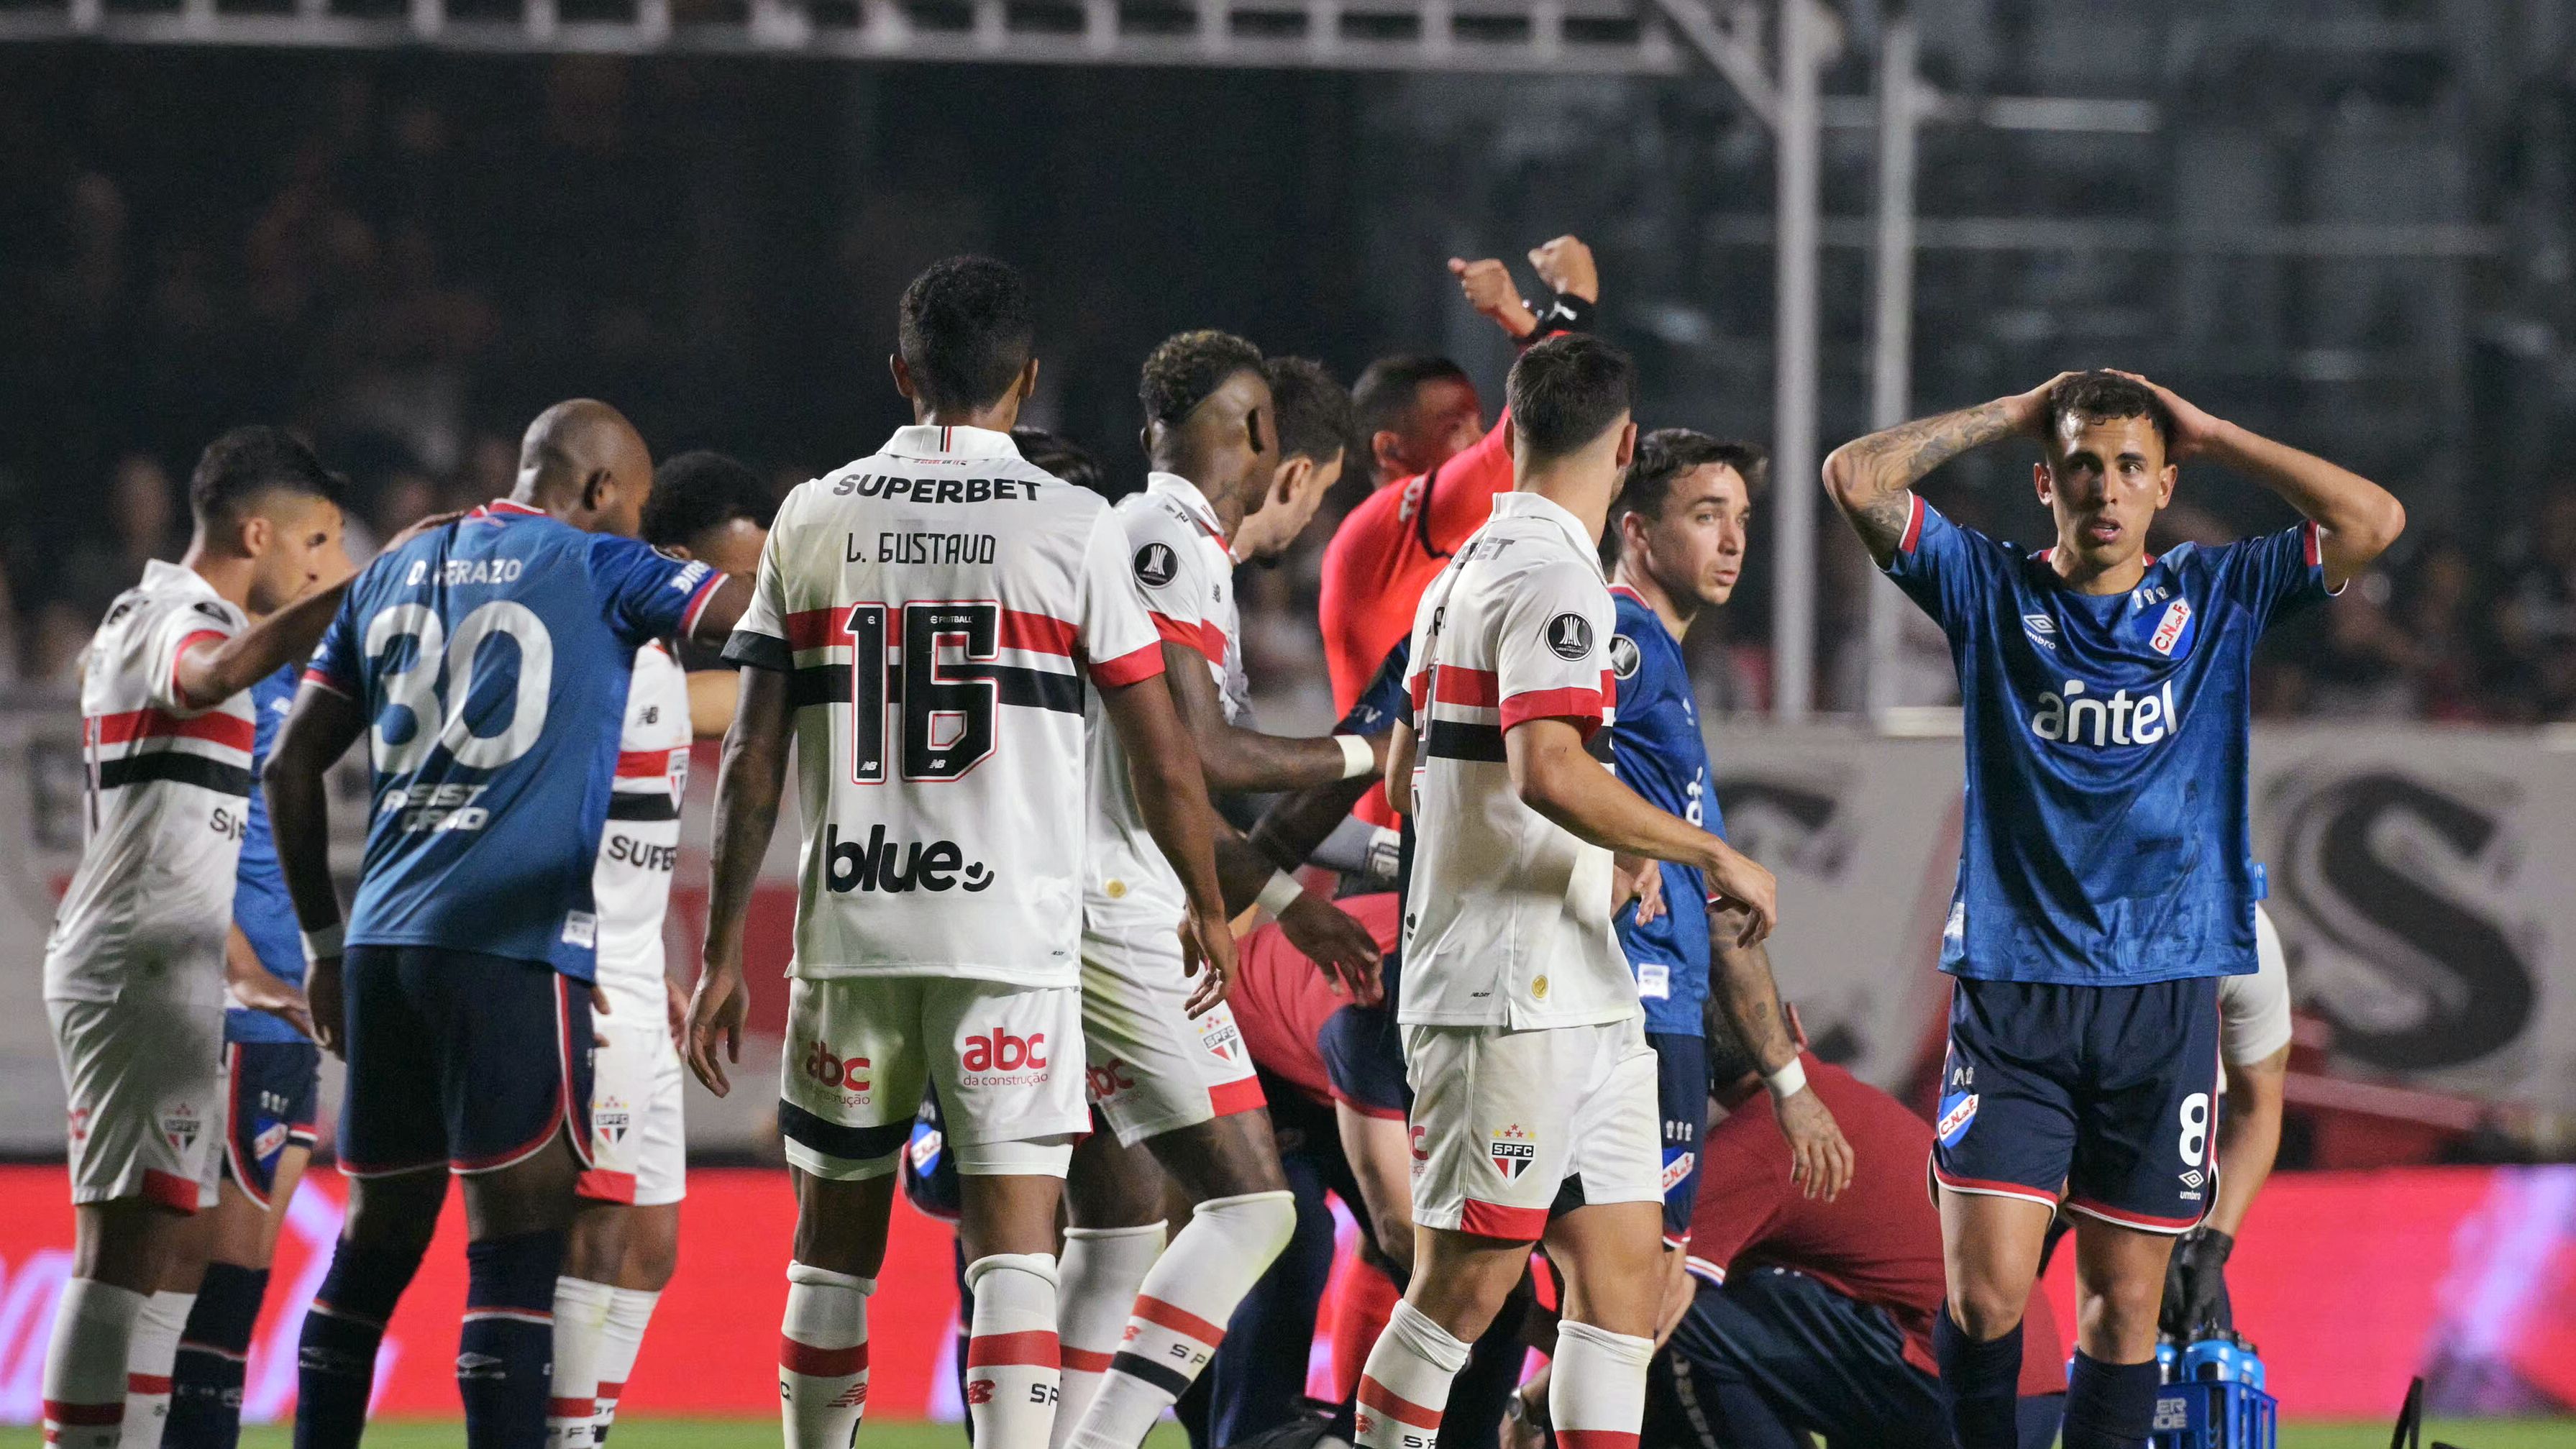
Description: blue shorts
xmin=339 ymin=945 xmax=593 ymax=1179
xmin=1649 ymin=1030 xmax=1709 ymax=1247
xmin=1316 ymin=954 xmax=1411 ymax=1121
xmin=1933 ymin=976 xmax=2221 ymax=1233
xmin=221 ymin=1041 xmax=320 ymax=1210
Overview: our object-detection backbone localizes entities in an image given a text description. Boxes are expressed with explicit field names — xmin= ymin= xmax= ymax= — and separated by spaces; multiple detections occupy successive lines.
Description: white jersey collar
xmin=1489 ymin=490 xmax=1605 ymax=579
xmin=885 ymin=423 xmax=1021 ymax=461
xmin=1146 ymin=471 xmax=1228 ymax=543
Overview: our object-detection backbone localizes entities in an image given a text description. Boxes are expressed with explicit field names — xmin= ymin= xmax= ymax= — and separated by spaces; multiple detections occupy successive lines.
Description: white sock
xmin=963 ymin=1253 xmax=1063 ymax=1449
xmin=1050 ymin=1222 xmax=1164 ymax=1448
xmin=119 ymin=1289 xmax=193 ymax=1449
xmin=1353 ymin=1299 xmax=1469 ymax=1449
xmin=43 ymin=1277 xmax=147 ymax=1449
xmin=546 ymin=1276 xmax=616 ymax=1447
xmin=591 ymin=1286 xmax=660 ymax=1437
xmin=1548 ymin=1318 xmax=1655 ymax=1445
xmin=778 ymin=1262 xmax=872 ymax=1449
xmin=1068 ymin=1189 xmax=1297 ymax=1449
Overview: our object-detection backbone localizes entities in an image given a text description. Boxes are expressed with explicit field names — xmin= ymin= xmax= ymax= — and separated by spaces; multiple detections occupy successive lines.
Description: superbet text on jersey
xmin=305 ymin=499 xmax=723 ymax=980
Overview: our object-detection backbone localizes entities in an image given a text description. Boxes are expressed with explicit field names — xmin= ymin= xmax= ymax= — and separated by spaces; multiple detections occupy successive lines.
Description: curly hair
xmin=897 ymin=255 xmax=1036 ymax=414
xmin=1138 ymin=329 xmax=1265 ymax=429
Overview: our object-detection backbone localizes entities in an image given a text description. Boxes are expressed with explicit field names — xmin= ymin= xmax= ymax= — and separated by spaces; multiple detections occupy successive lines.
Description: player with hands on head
xmin=685 ymin=256 xmax=1231 ymax=1449
xmin=1354 ymin=334 xmax=1777 ymax=1449
xmin=1822 ymin=370 xmax=2402 ymax=1449
xmin=268 ymin=398 xmax=747 ymax=1449
xmin=40 ymin=426 xmax=357 ymax=1449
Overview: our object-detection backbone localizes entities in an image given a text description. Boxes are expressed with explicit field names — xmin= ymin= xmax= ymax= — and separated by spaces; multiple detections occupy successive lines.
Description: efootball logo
xmin=1545 ymin=613 xmax=1593 ymax=661
xmin=1489 ymin=1124 xmax=1535 ymax=1180
xmin=1133 ymin=541 xmax=1179 ymax=588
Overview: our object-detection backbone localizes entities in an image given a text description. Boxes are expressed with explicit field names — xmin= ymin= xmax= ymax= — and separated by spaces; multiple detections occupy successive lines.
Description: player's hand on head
xmin=1526 ymin=234 xmax=1598 ymax=303
xmin=1448 ymin=256 xmax=1540 ymax=338
xmin=1776 ymin=1086 xmax=1854 ymax=1202
xmin=2006 ymin=371 xmax=2088 ymax=437
xmin=684 ymin=962 xmax=746 ymax=1096
xmin=2109 ymin=371 xmax=2224 ymax=460
xmin=1278 ymin=892 xmax=1384 ymax=1005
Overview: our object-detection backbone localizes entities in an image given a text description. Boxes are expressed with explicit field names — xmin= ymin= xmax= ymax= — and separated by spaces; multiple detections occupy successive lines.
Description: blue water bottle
xmin=2234 ymin=1338 xmax=2265 ymax=1391
xmin=2156 ymin=1335 xmax=2180 ymax=1385
xmin=2183 ymin=1335 xmax=2243 ymax=1384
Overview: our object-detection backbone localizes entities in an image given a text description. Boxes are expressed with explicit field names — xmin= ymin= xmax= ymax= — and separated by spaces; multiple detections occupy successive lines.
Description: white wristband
xmin=1763 ymin=1056 xmax=1808 ymax=1101
xmin=1255 ymin=869 xmax=1305 ymax=918
xmin=300 ymin=923 xmax=344 ymax=963
xmin=1334 ymin=733 xmax=1376 ymax=780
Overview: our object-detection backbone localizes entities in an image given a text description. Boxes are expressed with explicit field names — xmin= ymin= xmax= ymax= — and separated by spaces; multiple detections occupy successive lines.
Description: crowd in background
xmin=8 ymin=48 xmax=2576 ymax=725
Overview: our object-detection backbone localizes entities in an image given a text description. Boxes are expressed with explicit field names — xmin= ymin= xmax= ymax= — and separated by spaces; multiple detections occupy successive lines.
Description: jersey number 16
xmin=841 ymin=602 xmax=999 ymax=784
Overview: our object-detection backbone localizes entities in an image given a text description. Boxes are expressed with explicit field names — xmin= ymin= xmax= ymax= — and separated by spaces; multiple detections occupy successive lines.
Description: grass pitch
xmin=4 ymin=1417 xmax=2569 ymax=1445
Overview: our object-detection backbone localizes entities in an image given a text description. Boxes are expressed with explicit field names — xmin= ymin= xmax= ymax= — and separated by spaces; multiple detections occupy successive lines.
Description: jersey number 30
xmin=843 ymin=602 xmax=998 ymax=783
xmin=366 ymin=601 xmax=554 ymax=774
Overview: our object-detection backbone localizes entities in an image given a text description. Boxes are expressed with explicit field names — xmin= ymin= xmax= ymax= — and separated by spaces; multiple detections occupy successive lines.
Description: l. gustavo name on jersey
xmin=823 ymin=823 xmax=996 ymax=893
xmin=2027 ymin=678 xmax=2180 ymax=748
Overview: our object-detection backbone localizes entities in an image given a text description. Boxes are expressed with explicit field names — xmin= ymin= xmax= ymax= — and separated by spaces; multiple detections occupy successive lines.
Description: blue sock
xmin=1934 ymin=1304 xmax=2024 ymax=1449
xmin=2062 ymin=1349 xmax=2160 ymax=1449
xmin=168 ymin=1263 xmax=269 ymax=1448
xmin=458 ymin=1230 xmax=565 ymax=1449
xmin=296 ymin=1240 xmax=427 ymax=1449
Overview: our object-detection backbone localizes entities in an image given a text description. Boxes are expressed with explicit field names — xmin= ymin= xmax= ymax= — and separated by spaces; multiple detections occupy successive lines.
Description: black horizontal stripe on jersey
xmin=787 ymin=664 xmax=1084 ymax=715
xmin=606 ymin=792 xmax=680 ymax=822
xmin=1422 ymin=719 xmax=1507 ymax=762
xmin=722 ymin=628 xmax=794 ymax=673
xmin=776 ymin=1100 xmax=913 ymax=1163
xmin=96 ymin=751 xmax=252 ymax=796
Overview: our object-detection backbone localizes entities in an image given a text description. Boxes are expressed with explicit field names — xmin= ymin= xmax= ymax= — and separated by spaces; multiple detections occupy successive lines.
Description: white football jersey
xmin=1400 ymin=491 xmax=1632 ymax=1029
xmin=592 ymin=640 xmax=692 ymax=1007
xmin=1083 ymin=472 xmax=1238 ymax=929
xmin=725 ymin=424 xmax=1166 ymax=985
xmin=46 ymin=560 xmax=257 ymax=1005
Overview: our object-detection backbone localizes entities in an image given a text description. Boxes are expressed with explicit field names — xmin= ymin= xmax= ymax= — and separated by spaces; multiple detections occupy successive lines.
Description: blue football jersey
xmin=1884 ymin=496 xmax=2329 ymax=984
xmin=306 ymin=500 xmax=721 ymax=979
xmin=1607 ymin=587 xmax=1718 ymax=1034
xmin=229 ymin=663 xmax=308 ymax=1044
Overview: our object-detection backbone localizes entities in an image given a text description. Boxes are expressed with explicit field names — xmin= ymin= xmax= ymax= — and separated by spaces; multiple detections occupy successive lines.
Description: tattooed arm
xmin=1820 ymin=373 xmax=2077 ymax=565
xmin=1707 ymin=918 xmax=1853 ymax=1200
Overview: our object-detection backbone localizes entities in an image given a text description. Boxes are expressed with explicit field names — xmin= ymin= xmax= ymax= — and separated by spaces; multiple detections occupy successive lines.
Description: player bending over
xmin=1820 ymin=369 xmax=2403 ymax=1449
xmin=270 ymin=400 xmax=746 ymax=1449
xmin=683 ymin=255 xmax=1234 ymax=1449
xmin=1356 ymin=335 xmax=1781 ymax=1449
xmin=42 ymin=429 xmax=358 ymax=1449
xmin=1054 ymin=334 xmax=1385 ymax=1449
xmin=542 ymin=451 xmax=776 ymax=1448
xmin=1599 ymin=429 xmax=1852 ymax=1313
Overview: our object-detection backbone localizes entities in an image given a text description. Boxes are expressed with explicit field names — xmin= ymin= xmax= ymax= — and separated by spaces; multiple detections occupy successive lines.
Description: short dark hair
xmin=188 ymin=426 xmax=344 ymax=530
xmin=642 ymin=450 xmax=774 ymax=551
xmin=2047 ymin=370 xmax=2173 ymax=454
xmin=1262 ymin=357 xmax=1358 ymax=468
xmin=1012 ymin=427 xmax=1107 ymax=495
xmin=898 ymin=256 xmax=1036 ymax=414
xmin=1139 ymin=329 xmax=1265 ymax=429
xmin=1602 ymin=429 xmax=1768 ymax=568
xmin=1506 ymin=334 xmax=1636 ymax=460
xmin=1352 ymin=355 xmax=1471 ymax=444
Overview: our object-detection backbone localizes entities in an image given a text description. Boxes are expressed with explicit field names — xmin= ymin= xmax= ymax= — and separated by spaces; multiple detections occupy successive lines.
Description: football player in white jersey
xmin=41 ymin=429 xmax=367 ymax=1449
xmin=1057 ymin=334 xmax=1392 ymax=1449
xmin=1355 ymin=337 xmax=1781 ymax=1449
xmin=544 ymin=452 xmax=775 ymax=1448
xmin=685 ymin=257 xmax=1235 ymax=1449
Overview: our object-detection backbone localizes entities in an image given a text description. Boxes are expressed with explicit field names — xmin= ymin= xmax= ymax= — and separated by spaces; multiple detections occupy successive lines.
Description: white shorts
xmin=1079 ymin=918 xmax=1264 ymax=1147
xmin=49 ymin=995 xmax=227 ymax=1212
xmin=581 ymin=1013 xmax=687 ymax=1207
xmin=1403 ymin=1015 xmax=1661 ymax=1240
xmin=779 ymin=975 xmax=1087 ymax=1180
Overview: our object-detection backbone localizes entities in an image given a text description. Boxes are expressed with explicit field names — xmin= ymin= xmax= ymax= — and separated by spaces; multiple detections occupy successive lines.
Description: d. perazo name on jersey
xmin=2028 ymin=678 xmax=2181 ymax=748
xmin=823 ymin=823 xmax=995 ymax=894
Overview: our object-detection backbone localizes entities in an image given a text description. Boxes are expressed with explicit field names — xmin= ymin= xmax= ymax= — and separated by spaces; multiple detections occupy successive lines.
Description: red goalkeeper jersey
xmin=1317 ymin=410 xmax=1517 ymax=714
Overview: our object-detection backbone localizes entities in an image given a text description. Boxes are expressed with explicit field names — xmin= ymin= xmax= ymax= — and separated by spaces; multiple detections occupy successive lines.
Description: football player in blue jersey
xmin=265 ymin=399 xmax=751 ymax=1449
xmin=1599 ymin=429 xmax=1852 ymax=1326
xmin=1822 ymin=370 xmax=2404 ymax=1449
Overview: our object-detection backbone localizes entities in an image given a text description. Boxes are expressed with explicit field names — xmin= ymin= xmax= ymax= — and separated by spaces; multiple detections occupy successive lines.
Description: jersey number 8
xmin=365 ymin=601 xmax=554 ymax=775
xmin=842 ymin=602 xmax=999 ymax=783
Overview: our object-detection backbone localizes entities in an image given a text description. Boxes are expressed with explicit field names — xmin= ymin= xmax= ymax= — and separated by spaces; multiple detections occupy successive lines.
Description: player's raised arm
xmin=2114 ymin=371 xmax=2405 ymax=588
xmin=683 ymin=662 xmax=789 ymax=1096
xmin=1820 ymin=372 xmax=2075 ymax=565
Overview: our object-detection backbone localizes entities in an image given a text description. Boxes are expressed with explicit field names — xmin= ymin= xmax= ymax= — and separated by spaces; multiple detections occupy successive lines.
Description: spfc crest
xmin=1489 ymin=1124 xmax=1535 ymax=1181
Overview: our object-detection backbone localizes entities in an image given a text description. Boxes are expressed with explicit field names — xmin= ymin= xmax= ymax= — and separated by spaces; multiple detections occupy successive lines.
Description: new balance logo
xmin=824 ymin=825 xmax=995 ymax=893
